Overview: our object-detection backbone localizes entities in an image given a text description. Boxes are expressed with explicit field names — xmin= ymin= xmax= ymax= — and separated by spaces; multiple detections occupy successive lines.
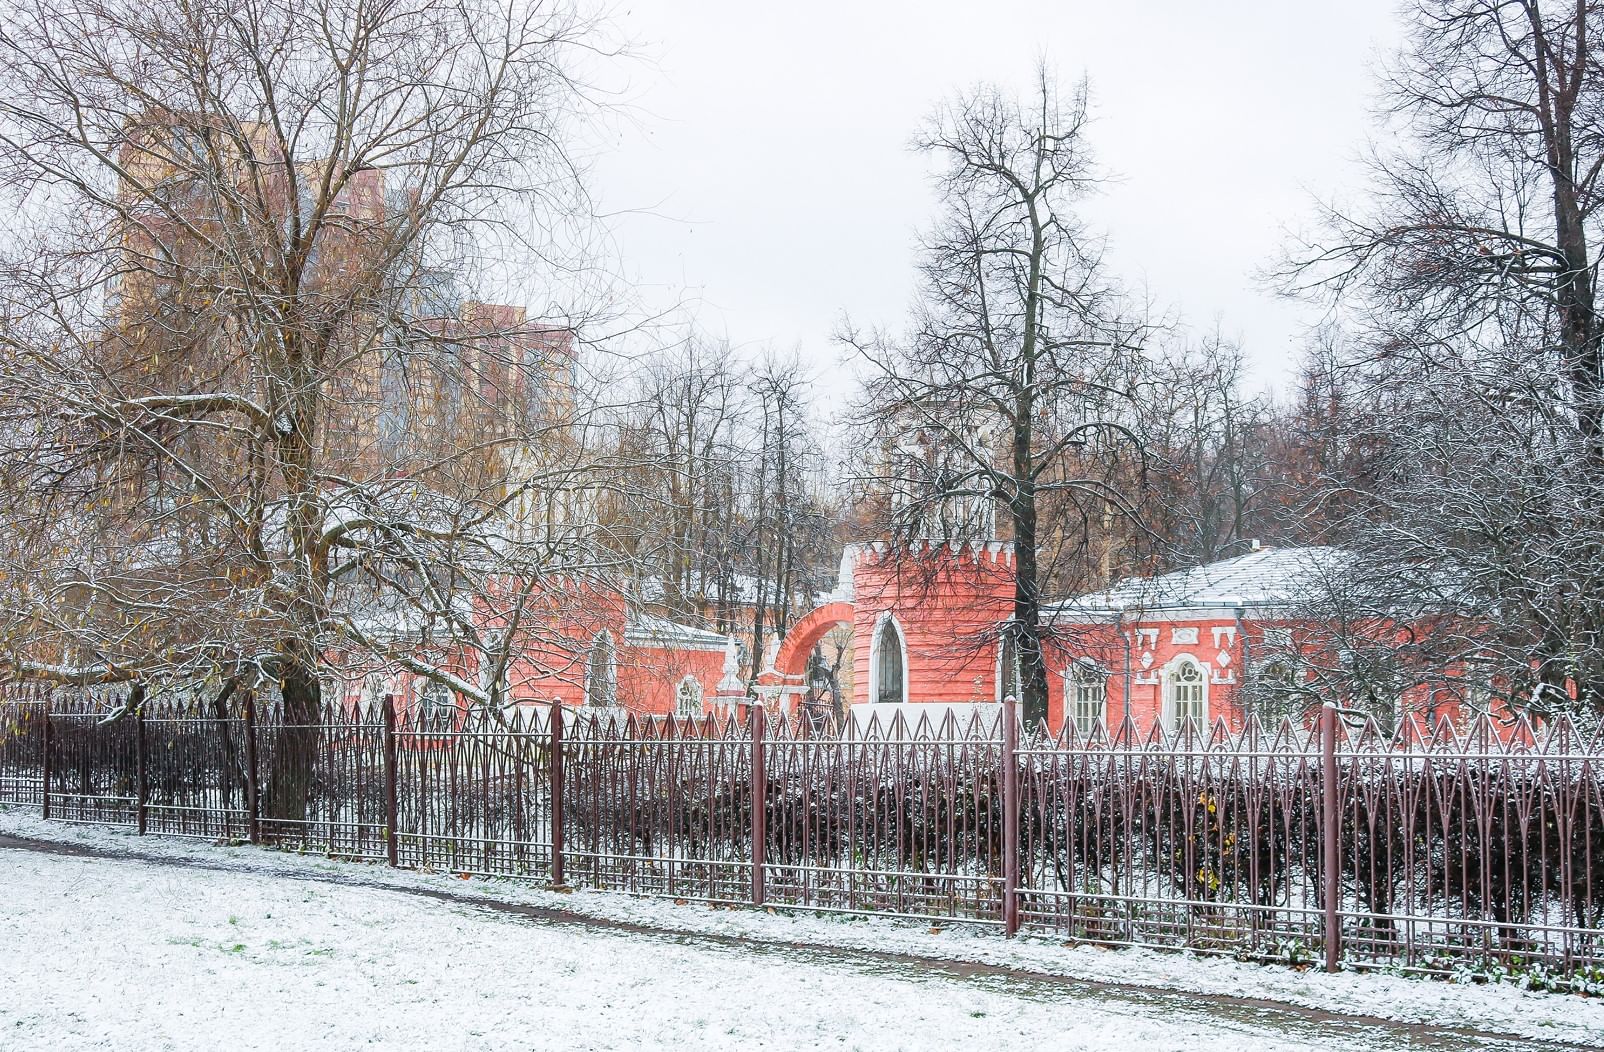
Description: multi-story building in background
xmin=89 ymin=111 xmax=737 ymax=719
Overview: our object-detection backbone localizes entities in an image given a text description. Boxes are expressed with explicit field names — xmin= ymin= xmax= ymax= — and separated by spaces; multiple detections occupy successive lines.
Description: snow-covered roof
xmin=624 ymin=612 xmax=732 ymax=653
xmin=1050 ymin=546 xmax=1347 ymax=620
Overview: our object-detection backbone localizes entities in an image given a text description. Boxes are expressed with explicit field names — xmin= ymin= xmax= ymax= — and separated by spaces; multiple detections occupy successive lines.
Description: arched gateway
xmin=754 ymin=542 xmax=1017 ymax=717
xmin=753 ymin=601 xmax=854 ymax=710
xmin=771 ymin=601 xmax=855 ymax=681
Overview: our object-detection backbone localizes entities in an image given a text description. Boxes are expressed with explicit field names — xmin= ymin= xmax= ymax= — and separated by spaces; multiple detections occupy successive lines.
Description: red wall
xmin=332 ymin=579 xmax=729 ymax=719
xmin=843 ymin=544 xmax=1466 ymax=736
xmin=1043 ymin=618 xmax=1252 ymax=737
xmin=850 ymin=543 xmax=1016 ymax=706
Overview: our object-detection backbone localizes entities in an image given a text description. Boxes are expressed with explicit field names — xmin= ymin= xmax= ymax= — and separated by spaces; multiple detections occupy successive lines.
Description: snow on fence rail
xmin=1 ymin=687 xmax=1600 ymax=977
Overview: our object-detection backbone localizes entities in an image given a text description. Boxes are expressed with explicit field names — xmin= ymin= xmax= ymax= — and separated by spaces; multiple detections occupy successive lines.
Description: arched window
xmin=1461 ymin=661 xmax=1493 ymax=720
xmin=585 ymin=631 xmax=617 ymax=707
xmin=675 ymin=675 xmax=703 ymax=717
xmin=1068 ymin=662 xmax=1107 ymax=735
xmin=362 ymin=673 xmax=388 ymax=710
xmin=1167 ymin=658 xmax=1208 ymax=730
xmin=870 ymin=615 xmax=907 ymax=706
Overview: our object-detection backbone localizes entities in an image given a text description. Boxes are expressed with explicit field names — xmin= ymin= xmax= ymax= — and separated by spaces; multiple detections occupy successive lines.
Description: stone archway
xmin=773 ymin=601 xmax=854 ymax=680
xmin=756 ymin=601 xmax=854 ymax=714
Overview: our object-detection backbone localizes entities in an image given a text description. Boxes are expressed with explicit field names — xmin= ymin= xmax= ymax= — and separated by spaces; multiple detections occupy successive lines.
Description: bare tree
xmin=1292 ymin=0 xmax=1604 ymax=455
xmin=1284 ymin=0 xmax=1604 ymax=717
xmin=743 ymin=352 xmax=831 ymax=673
xmin=0 ymin=0 xmax=626 ymax=814
xmin=619 ymin=338 xmax=838 ymax=680
xmin=619 ymin=335 xmax=746 ymax=617
xmin=842 ymin=68 xmax=1148 ymax=726
xmin=1127 ymin=336 xmax=1274 ymax=569
xmin=1253 ymin=332 xmax=1388 ymax=546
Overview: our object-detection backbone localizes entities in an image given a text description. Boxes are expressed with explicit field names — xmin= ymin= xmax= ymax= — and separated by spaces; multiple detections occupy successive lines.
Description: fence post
xmin=135 ymin=702 xmax=148 ymax=835
xmin=1001 ymin=694 xmax=1020 ymax=937
xmin=550 ymin=701 xmax=565 ymax=887
xmin=751 ymin=702 xmax=767 ymax=908
xmin=665 ymin=710 xmax=676 ymax=899
xmin=40 ymin=705 xmax=51 ymax=820
xmin=243 ymin=691 xmax=260 ymax=844
xmin=1321 ymin=701 xmax=1341 ymax=973
xmin=382 ymin=694 xmax=399 ymax=868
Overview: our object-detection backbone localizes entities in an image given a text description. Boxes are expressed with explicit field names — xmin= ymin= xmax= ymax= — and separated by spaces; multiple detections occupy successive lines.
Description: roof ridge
xmin=1049 ymin=545 xmax=1343 ymax=615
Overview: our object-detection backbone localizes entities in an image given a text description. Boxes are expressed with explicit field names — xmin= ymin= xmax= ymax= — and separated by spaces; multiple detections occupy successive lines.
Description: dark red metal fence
xmin=0 ymin=683 xmax=48 ymax=805
xmin=142 ymin=694 xmax=253 ymax=840
xmin=45 ymin=692 xmax=142 ymax=826
xmin=252 ymin=699 xmax=389 ymax=860
xmin=1 ymin=688 xmax=1599 ymax=978
xmin=1017 ymin=716 xmax=1329 ymax=958
xmin=394 ymin=704 xmax=554 ymax=877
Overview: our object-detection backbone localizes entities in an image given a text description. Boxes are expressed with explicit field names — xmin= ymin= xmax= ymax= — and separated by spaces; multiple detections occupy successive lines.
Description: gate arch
xmin=772 ymin=601 xmax=854 ymax=680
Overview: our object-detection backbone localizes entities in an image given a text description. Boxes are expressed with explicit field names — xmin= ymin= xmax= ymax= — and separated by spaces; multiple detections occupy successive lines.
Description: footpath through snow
xmin=0 ymin=808 xmax=1600 ymax=1050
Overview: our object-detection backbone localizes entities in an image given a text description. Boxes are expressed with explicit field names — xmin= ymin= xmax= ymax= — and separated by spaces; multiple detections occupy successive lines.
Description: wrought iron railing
xmin=1 ymin=687 xmax=1599 ymax=977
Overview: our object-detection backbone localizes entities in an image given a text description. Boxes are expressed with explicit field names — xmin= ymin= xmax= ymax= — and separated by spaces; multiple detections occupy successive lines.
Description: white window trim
xmin=418 ymin=678 xmax=454 ymax=720
xmin=867 ymin=611 xmax=909 ymax=706
xmin=674 ymin=675 xmax=704 ymax=717
xmin=1162 ymin=654 xmax=1210 ymax=731
xmin=362 ymin=672 xmax=389 ymax=709
xmin=1254 ymin=657 xmax=1300 ymax=694
xmin=1065 ymin=659 xmax=1108 ymax=736
xmin=995 ymin=628 xmax=1020 ymax=703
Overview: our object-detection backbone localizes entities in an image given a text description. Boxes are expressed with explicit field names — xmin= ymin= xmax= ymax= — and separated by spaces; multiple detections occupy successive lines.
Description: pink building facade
xmin=766 ymin=543 xmax=1503 ymax=736
xmin=335 ymin=578 xmax=735 ymax=722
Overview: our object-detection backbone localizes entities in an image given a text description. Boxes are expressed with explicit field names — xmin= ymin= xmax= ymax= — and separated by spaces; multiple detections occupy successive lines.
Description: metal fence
xmin=1 ymin=687 xmax=1600 ymax=979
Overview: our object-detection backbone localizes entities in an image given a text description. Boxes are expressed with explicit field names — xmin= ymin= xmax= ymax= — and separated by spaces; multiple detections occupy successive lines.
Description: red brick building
xmin=337 ymin=582 xmax=735 ymax=723
xmin=763 ymin=543 xmax=1502 ymax=735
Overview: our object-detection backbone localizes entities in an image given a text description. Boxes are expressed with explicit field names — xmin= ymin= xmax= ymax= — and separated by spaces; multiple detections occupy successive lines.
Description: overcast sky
xmin=589 ymin=1 xmax=1404 ymax=398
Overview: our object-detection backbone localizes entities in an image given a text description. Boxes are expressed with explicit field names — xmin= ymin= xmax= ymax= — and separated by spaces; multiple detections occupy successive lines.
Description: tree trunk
xmin=210 ymin=677 xmax=242 ymax=809
xmin=1012 ymin=505 xmax=1051 ymax=729
xmin=264 ymin=636 xmax=323 ymax=823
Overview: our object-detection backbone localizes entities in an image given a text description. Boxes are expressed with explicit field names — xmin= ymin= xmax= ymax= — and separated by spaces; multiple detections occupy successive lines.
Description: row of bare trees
xmin=610 ymin=337 xmax=842 ymax=678
xmin=838 ymin=2 xmax=1604 ymax=725
xmin=6 ymin=0 xmax=1601 ymax=843
xmin=0 ymin=0 xmax=848 ymax=818
xmin=833 ymin=68 xmax=1370 ymax=724
xmin=0 ymin=0 xmax=650 ymax=819
xmin=1266 ymin=0 xmax=1604 ymax=722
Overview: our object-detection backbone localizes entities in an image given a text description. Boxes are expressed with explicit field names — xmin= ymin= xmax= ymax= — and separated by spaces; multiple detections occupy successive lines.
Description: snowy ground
xmin=1 ymin=809 xmax=1600 ymax=1050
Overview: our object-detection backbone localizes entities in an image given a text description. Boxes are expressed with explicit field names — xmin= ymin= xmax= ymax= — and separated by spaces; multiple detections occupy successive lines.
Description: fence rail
xmin=1 ymin=687 xmax=1600 ymax=979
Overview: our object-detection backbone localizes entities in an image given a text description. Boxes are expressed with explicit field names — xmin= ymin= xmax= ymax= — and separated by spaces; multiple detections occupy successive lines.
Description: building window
xmin=675 ymin=676 xmax=703 ymax=717
xmin=1461 ymin=661 xmax=1493 ymax=721
xmin=871 ymin=615 xmax=906 ymax=705
xmin=585 ymin=631 xmax=617 ymax=707
xmin=363 ymin=673 xmax=388 ymax=710
xmin=1167 ymin=658 xmax=1208 ymax=730
xmin=1069 ymin=663 xmax=1107 ymax=736
xmin=418 ymin=680 xmax=455 ymax=722
xmin=377 ymin=352 xmax=413 ymax=452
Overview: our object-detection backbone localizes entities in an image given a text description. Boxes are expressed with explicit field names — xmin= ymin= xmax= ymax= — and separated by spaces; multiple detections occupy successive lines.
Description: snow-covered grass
xmin=1 ymin=807 xmax=1600 ymax=1050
